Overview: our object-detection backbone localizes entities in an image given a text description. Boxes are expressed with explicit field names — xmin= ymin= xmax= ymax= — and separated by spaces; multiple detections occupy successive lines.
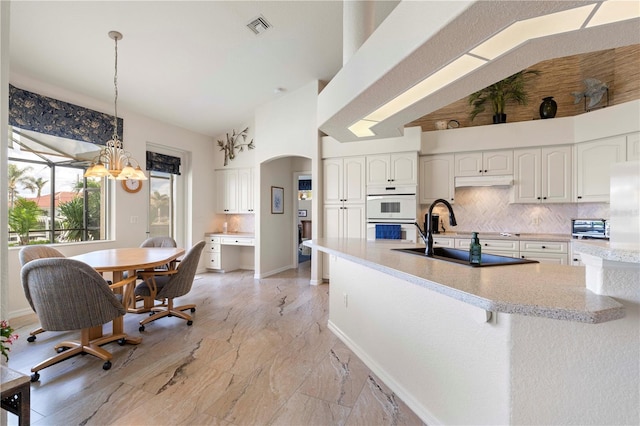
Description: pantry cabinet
xmin=512 ymin=146 xmax=572 ymax=204
xmin=419 ymin=154 xmax=455 ymax=205
xmin=366 ymin=152 xmax=418 ymax=186
xmin=454 ymin=150 xmax=513 ymax=177
xmin=575 ymin=137 xmax=626 ymax=202
xmin=324 ymin=156 xmax=366 ymax=205
xmin=323 ymin=203 xmax=366 ymax=279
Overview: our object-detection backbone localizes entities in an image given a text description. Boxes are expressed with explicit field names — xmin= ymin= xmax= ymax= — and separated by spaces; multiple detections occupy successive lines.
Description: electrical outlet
xmin=130 ymin=216 xmax=138 ymax=224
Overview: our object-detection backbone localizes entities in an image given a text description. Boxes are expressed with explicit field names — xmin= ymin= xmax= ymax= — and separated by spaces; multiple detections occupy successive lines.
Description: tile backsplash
xmin=421 ymin=187 xmax=609 ymax=235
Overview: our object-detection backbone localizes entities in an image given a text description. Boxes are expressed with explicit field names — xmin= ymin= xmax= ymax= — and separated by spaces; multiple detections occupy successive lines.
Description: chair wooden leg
xmin=139 ymin=299 xmax=195 ymax=326
xmin=31 ymin=329 xmax=114 ymax=375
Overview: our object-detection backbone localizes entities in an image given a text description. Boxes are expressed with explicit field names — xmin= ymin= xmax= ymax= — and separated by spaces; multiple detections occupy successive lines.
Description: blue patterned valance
xmin=146 ymin=151 xmax=181 ymax=175
xmin=8 ymin=84 xmax=123 ymax=146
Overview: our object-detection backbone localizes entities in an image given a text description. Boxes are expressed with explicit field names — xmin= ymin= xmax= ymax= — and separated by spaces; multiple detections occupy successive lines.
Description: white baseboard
xmin=254 ymin=264 xmax=293 ymax=279
xmin=327 ymin=320 xmax=440 ymax=426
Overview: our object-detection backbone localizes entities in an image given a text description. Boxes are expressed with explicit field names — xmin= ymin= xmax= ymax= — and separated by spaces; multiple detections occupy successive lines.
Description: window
xmin=148 ymin=171 xmax=173 ymax=238
xmin=8 ymin=129 xmax=108 ymax=246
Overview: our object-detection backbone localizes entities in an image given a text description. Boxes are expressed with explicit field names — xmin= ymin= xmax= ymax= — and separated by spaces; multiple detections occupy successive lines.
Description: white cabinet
xmin=512 ymin=146 xmax=572 ymax=204
xmin=419 ymin=154 xmax=455 ymax=204
xmin=216 ymin=169 xmax=239 ymax=213
xmin=454 ymin=150 xmax=513 ymax=177
xmin=575 ymin=137 xmax=626 ymax=202
xmin=519 ymin=240 xmax=569 ymax=265
xmin=324 ymin=156 xmax=366 ymax=205
xmin=215 ymin=168 xmax=254 ymax=214
xmin=455 ymin=238 xmax=519 ymax=258
xmin=323 ymin=204 xmax=366 ymax=279
xmin=205 ymin=234 xmax=255 ymax=272
xmin=237 ymin=168 xmax=254 ymax=213
xmin=366 ymin=152 xmax=418 ymax=186
xmin=432 ymin=236 xmax=454 ymax=248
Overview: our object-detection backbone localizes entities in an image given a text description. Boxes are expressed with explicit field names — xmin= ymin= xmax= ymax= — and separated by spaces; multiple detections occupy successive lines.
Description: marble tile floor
xmin=5 ymin=262 xmax=425 ymax=426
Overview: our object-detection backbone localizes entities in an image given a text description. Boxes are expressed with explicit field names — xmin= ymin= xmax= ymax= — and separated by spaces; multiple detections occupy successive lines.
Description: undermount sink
xmin=392 ymin=247 xmax=539 ymax=267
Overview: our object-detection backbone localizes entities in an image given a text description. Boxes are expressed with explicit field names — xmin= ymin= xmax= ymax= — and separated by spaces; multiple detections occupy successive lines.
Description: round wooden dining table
xmin=71 ymin=247 xmax=185 ymax=346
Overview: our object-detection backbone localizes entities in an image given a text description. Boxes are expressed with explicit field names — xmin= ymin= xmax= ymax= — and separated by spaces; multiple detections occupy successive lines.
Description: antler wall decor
xmin=217 ymin=127 xmax=255 ymax=166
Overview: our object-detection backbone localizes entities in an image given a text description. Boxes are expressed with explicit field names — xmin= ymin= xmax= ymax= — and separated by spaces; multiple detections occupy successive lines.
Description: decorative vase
xmin=492 ymin=113 xmax=507 ymax=124
xmin=539 ymin=96 xmax=557 ymax=119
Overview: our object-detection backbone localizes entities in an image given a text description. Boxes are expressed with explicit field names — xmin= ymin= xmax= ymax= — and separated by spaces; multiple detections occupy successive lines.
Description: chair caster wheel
xmin=187 ymin=320 xmax=193 ymax=326
xmin=117 ymin=338 xmax=126 ymax=346
xmin=139 ymin=325 xmax=145 ymax=332
xmin=30 ymin=372 xmax=40 ymax=382
xmin=27 ymin=335 xmax=36 ymax=343
xmin=103 ymin=361 xmax=112 ymax=370
xmin=149 ymin=312 xmax=155 ymax=316
xmin=56 ymin=346 xmax=68 ymax=353
xmin=190 ymin=308 xmax=196 ymax=313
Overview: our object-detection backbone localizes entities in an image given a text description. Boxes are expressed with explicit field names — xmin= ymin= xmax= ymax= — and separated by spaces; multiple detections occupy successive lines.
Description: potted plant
xmin=468 ymin=69 xmax=540 ymax=124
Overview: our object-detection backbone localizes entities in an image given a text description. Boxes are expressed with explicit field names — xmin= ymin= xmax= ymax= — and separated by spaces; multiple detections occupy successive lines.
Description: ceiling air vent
xmin=247 ymin=15 xmax=272 ymax=35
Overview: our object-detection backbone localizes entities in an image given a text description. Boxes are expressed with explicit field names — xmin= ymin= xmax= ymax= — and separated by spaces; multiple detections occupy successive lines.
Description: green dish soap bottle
xmin=469 ymin=232 xmax=482 ymax=265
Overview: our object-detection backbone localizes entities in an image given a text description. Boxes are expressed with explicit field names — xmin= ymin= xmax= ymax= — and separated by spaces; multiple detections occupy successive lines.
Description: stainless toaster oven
xmin=571 ymin=218 xmax=609 ymax=240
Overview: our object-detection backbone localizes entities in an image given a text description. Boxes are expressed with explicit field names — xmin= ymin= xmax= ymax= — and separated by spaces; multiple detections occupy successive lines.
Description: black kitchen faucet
xmin=414 ymin=199 xmax=458 ymax=256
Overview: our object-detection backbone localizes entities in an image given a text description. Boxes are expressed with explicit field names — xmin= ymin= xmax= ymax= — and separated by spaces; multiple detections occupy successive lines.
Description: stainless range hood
xmin=454 ymin=175 xmax=514 ymax=187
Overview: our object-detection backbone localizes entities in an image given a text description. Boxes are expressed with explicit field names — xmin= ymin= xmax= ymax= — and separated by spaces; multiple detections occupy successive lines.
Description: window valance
xmin=146 ymin=151 xmax=181 ymax=175
xmin=8 ymin=84 xmax=123 ymax=146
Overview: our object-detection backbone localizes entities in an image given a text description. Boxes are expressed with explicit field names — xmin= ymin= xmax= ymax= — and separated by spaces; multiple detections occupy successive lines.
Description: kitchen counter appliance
xmin=366 ymin=185 xmax=417 ymax=242
xmin=571 ymin=218 xmax=609 ymax=240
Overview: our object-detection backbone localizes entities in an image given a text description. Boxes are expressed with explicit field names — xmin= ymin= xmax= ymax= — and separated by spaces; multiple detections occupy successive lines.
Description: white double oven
xmin=366 ymin=185 xmax=418 ymax=243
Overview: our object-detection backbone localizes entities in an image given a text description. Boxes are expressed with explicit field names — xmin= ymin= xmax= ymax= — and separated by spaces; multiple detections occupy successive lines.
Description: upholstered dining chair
xmin=19 ymin=245 xmax=66 ymax=342
xmin=21 ymin=257 xmax=135 ymax=382
xmin=136 ymin=240 xmax=205 ymax=331
xmin=128 ymin=236 xmax=179 ymax=313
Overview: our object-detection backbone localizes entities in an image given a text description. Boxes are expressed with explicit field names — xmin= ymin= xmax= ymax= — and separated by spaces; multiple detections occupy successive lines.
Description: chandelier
xmin=84 ymin=31 xmax=146 ymax=181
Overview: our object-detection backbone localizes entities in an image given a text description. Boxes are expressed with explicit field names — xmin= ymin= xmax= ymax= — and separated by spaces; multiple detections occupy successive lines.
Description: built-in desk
xmin=205 ymin=232 xmax=254 ymax=272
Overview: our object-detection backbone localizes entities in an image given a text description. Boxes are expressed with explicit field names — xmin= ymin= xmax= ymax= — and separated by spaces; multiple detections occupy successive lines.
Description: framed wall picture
xmin=298 ymin=209 xmax=307 ymax=217
xmin=271 ymin=186 xmax=284 ymax=214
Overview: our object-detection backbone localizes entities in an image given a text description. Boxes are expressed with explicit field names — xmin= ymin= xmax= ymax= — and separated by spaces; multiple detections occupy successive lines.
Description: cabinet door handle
xmin=484 ymin=170 xmax=488 ymax=173
xmin=478 ymin=170 xmax=482 ymax=173
xmin=543 ymin=197 xmax=547 ymax=200
xmin=577 ymin=196 xmax=582 ymax=199
xmin=537 ymin=197 xmax=541 ymax=200
xmin=541 ymin=246 xmax=546 ymax=249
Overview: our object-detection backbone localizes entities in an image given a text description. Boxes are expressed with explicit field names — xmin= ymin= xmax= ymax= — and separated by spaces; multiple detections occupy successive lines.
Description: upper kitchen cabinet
xmin=366 ymin=152 xmax=418 ymax=186
xmin=215 ymin=168 xmax=254 ymax=214
xmin=237 ymin=168 xmax=255 ymax=213
xmin=419 ymin=154 xmax=455 ymax=204
xmin=323 ymin=156 xmax=366 ymax=205
xmin=512 ymin=146 xmax=572 ymax=204
xmin=575 ymin=136 xmax=626 ymax=202
xmin=454 ymin=150 xmax=513 ymax=177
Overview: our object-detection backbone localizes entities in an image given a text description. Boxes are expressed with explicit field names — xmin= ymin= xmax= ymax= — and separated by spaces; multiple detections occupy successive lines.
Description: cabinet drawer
xmin=520 ymin=252 xmax=568 ymax=265
xmin=432 ymin=237 xmax=454 ymax=248
xmin=519 ymin=241 xmax=567 ymax=253
xmin=206 ymin=252 xmax=221 ymax=269
xmin=484 ymin=250 xmax=519 ymax=258
xmin=206 ymin=235 xmax=221 ymax=244
xmin=455 ymin=238 xmax=518 ymax=251
xmin=221 ymin=237 xmax=254 ymax=246
xmin=206 ymin=243 xmax=221 ymax=253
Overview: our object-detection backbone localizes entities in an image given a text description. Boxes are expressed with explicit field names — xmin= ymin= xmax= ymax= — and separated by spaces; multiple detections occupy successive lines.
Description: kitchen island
xmin=305 ymin=238 xmax=638 ymax=425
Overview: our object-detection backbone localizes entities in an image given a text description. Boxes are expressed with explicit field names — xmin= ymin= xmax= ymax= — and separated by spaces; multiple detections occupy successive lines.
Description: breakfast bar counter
xmin=305 ymin=238 xmax=638 ymax=425
xmin=308 ymin=238 xmax=623 ymax=323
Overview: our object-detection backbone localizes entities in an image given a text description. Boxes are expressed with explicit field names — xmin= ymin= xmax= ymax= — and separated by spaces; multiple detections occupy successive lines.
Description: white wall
xmin=5 ymin=75 xmax=216 ymax=319
xmin=254 ymin=81 xmax=322 ymax=280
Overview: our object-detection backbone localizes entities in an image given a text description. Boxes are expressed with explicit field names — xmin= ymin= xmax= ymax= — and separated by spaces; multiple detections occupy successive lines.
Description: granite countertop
xmin=432 ymin=232 xmax=572 ymax=242
xmin=306 ymin=238 xmax=624 ymax=324
xmin=572 ymin=239 xmax=640 ymax=263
